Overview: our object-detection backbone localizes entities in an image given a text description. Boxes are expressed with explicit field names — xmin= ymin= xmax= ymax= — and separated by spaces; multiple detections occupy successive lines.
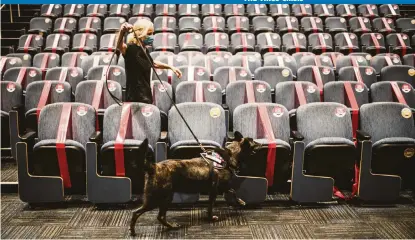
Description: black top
xmin=122 ymin=43 xmax=154 ymax=103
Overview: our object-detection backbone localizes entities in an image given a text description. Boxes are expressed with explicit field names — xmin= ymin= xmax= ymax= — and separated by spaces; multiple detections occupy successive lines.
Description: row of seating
xmin=38 ymin=4 xmax=404 ymax=19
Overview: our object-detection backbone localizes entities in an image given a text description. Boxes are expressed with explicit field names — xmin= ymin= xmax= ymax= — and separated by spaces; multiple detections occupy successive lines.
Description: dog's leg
xmin=157 ymin=193 xmax=180 ymax=229
xmin=129 ymin=205 xmax=154 ymax=236
xmin=207 ymin=172 xmax=219 ymax=221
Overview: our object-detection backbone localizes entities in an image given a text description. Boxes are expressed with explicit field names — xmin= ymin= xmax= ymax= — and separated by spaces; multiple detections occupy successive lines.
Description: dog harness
xmin=200 ymin=151 xmax=226 ymax=169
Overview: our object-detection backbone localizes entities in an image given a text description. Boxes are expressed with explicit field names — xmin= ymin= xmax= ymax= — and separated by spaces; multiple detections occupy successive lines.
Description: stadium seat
xmin=28 ymin=17 xmax=53 ymax=35
xmin=386 ymin=33 xmax=413 ymax=56
xmin=53 ymin=17 xmax=77 ymax=35
xmin=370 ymin=53 xmax=402 ymax=74
xmin=403 ymin=54 xmax=415 ymax=67
xmin=151 ymin=81 xmax=172 ymax=130
xmin=325 ymin=17 xmax=348 ymax=34
xmin=254 ymin=66 xmax=293 ymax=91
xmin=87 ymin=65 xmax=126 ymax=89
xmin=104 ymin=17 xmax=126 ymax=33
xmin=338 ymin=66 xmax=377 ymax=87
xmin=308 ymin=33 xmax=333 ymax=54
xmin=176 ymin=81 xmax=222 ymax=105
xmin=370 ymin=81 xmax=415 ymax=108
xmin=109 ymin=4 xmax=130 ymax=18
xmin=205 ymin=32 xmax=229 ymax=52
xmin=276 ymin=16 xmax=299 ymax=34
xmin=336 ymin=55 xmax=369 ymax=72
xmin=323 ymin=81 xmax=369 ymax=108
xmin=297 ymin=66 xmax=335 ymax=98
xmin=358 ymin=4 xmax=379 ymax=18
xmin=231 ymin=32 xmax=256 ymax=53
xmin=252 ymin=16 xmax=275 ymax=34
xmin=3 ymin=67 xmax=42 ymax=90
xmin=45 ymin=67 xmax=83 ymax=93
xmin=43 ymin=34 xmax=70 ymax=54
xmin=0 ymin=57 xmax=23 ymax=76
xmin=282 ymin=32 xmax=307 ymax=54
xmin=6 ymin=53 xmax=32 ymax=67
xmin=178 ymin=4 xmax=199 ymax=17
xmin=292 ymin=52 xmax=315 ymax=67
xmin=61 ymin=52 xmax=88 ymax=68
xmin=334 ymin=32 xmax=360 ymax=54
xmin=99 ymin=33 xmax=117 ymax=52
xmin=292 ymin=4 xmax=312 ymax=17
xmin=229 ymin=54 xmax=261 ymax=75
xmin=361 ymin=33 xmax=387 ymax=55
xmin=17 ymin=34 xmax=44 ymax=54
xmin=155 ymin=4 xmax=176 ymax=17
xmin=313 ymin=4 xmax=335 ymax=17
xmin=63 ymin=4 xmax=85 ymax=18
xmin=154 ymin=16 xmax=176 ymax=33
xmin=192 ymin=54 xmax=227 ymax=75
xmin=224 ymin=4 xmax=245 ymax=17
xmin=256 ymin=32 xmax=281 ymax=54
xmin=380 ymin=65 xmax=415 ymax=86
xmin=86 ymin=4 xmax=107 ymax=18
xmin=336 ymin=4 xmax=357 ymax=18
xmin=201 ymin=4 xmax=222 ymax=17
xmin=153 ymin=33 xmax=177 ymax=52
xmin=349 ymin=17 xmax=373 ymax=34
xmin=213 ymin=66 xmax=252 ymax=90
xmin=269 ymin=4 xmax=290 ymax=17
xmin=171 ymin=66 xmax=209 ymax=91
xmin=72 ymin=33 xmax=97 ymax=53
xmin=80 ymin=54 xmax=117 ymax=78
xmin=396 ymin=18 xmax=415 ymax=36
xmin=203 ymin=16 xmax=225 ymax=33
xmin=227 ymin=16 xmax=250 ymax=35
xmin=40 ymin=4 xmax=62 ymax=18
xmin=33 ymin=53 xmax=60 ymax=75
xmin=379 ymin=4 xmax=400 ymax=18
xmin=1 ymin=81 xmax=23 ymax=151
xmin=132 ymin=4 xmax=153 ymax=17
xmin=264 ymin=53 xmax=298 ymax=76
xmin=178 ymin=17 xmax=201 ymax=33
xmin=246 ymin=4 xmax=267 ymax=17
xmin=301 ymin=17 xmax=324 ymax=35
xmin=373 ymin=17 xmax=397 ymax=34
xmin=78 ymin=17 xmax=101 ymax=34
xmin=179 ymin=32 xmax=203 ymax=51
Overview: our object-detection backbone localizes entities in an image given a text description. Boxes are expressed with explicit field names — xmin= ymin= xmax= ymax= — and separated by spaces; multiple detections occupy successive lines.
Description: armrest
xmin=356 ymin=130 xmax=371 ymax=141
xmin=227 ymin=131 xmax=235 ymax=141
xmin=290 ymin=130 xmax=304 ymax=141
xmin=20 ymin=130 xmax=36 ymax=141
xmin=222 ymin=104 xmax=229 ymax=111
xmin=89 ymin=131 xmax=102 ymax=143
xmin=158 ymin=131 xmax=168 ymax=142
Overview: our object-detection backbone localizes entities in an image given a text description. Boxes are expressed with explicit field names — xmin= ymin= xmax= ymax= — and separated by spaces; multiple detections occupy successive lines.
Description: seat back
xmin=62 ymin=52 xmax=88 ymax=68
xmin=45 ymin=67 xmax=84 ymax=91
xmin=226 ymin=80 xmax=272 ymax=114
xmin=254 ymin=66 xmax=293 ymax=89
xmin=176 ymin=81 xmax=222 ymax=105
xmin=171 ymin=66 xmax=209 ymax=90
xmin=338 ymin=66 xmax=377 ymax=87
xmin=87 ymin=65 xmax=126 ymax=88
xmin=75 ymin=80 xmax=122 ymax=110
xmin=323 ymin=81 xmax=369 ymax=107
xmin=213 ymin=66 xmax=252 ymax=89
xmin=41 ymin=4 xmax=62 ymax=18
xmin=25 ymin=81 xmax=72 ymax=112
xmin=1 ymin=81 xmax=23 ymax=112
xmin=151 ymin=81 xmax=173 ymax=114
xmin=370 ymin=81 xmax=415 ymax=108
xmin=275 ymin=81 xmax=320 ymax=111
xmin=3 ymin=67 xmax=42 ymax=90
xmin=381 ymin=65 xmax=415 ymax=87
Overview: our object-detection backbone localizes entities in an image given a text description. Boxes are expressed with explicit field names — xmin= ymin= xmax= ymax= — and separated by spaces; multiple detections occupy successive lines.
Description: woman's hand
xmin=171 ymin=67 xmax=182 ymax=78
xmin=120 ymin=23 xmax=133 ymax=34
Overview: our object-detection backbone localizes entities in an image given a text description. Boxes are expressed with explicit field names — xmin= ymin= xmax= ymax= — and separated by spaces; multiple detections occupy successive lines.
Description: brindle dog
xmin=129 ymin=131 xmax=261 ymax=236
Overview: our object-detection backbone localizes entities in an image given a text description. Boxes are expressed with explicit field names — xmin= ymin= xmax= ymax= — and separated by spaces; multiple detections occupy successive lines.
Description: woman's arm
xmin=153 ymin=60 xmax=183 ymax=78
xmin=116 ymin=23 xmax=132 ymax=55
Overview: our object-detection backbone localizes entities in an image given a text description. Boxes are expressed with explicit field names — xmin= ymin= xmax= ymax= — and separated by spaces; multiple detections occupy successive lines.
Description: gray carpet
xmin=1 ymin=193 xmax=415 ymax=239
xmin=1 ymin=161 xmax=18 ymax=182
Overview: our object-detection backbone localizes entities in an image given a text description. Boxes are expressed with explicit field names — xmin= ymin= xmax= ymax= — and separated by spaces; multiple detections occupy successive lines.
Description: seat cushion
xmin=170 ymin=139 xmax=221 ymax=149
xmin=34 ymin=139 xmax=85 ymax=151
xmin=101 ymin=139 xmax=154 ymax=152
xmin=306 ymin=137 xmax=354 ymax=150
xmin=254 ymin=138 xmax=291 ymax=149
xmin=373 ymin=137 xmax=415 ymax=148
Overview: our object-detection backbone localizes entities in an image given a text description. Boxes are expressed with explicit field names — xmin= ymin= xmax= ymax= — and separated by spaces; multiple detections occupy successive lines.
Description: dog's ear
xmin=241 ymin=138 xmax=251 ymax=150
xmin=138 ymin=138 xmax=149 ymax=155
xmin=234 ymin=131 xmax=243 ymax=142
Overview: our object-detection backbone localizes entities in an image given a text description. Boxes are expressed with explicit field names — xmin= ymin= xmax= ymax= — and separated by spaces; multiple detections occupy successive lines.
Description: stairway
xmin=1 ymin=4 xmax=41 ymax=56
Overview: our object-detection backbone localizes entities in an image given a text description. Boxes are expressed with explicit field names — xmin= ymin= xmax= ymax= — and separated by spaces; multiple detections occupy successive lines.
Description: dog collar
xmin=201 ymin=151 xmax=226 ymax=169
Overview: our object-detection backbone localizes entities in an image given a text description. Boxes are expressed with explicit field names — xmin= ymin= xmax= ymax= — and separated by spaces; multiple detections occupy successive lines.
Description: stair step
xmin=1 ymin=15 xmax=34 ymax=23
xmin=1 ymin=22 xmax=29 ymax=31
xmin=1 ymin=38 xmax=20 ymax=48
xmin=1 ymin=46 xmax=14 ymax=56
xmin=1 ymin=30 xmax=23 ymax=38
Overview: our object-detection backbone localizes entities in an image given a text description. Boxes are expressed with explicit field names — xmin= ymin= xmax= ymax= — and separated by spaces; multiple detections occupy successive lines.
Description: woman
xmin=117 ymin=19 xmax=182 ymax=103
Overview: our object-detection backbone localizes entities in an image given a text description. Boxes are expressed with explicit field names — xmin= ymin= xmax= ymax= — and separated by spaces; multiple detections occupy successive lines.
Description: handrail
xmin=0 ymin=4 xmax=6 ymax=10
xmin=9 ymin=5 xmax=13 ymax=23
xmin=18 ymin=4 xmax=20 ymax=17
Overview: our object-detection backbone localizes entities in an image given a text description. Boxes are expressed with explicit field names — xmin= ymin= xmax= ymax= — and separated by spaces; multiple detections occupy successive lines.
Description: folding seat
xmin=379 ymin=4 xmax=400 ymax=18
xmin=104 ymin=17 xmax=126 ymax=33
xmin=252 ymin=16 xmax=275 ymax=34
xmin=53 ymin=17 xmax=77 ymax=35
xmin=0 ymin=57 xmax=22 ymax=76
xmin=45 ymin=67 xmax=83 ymax=93
xmin=28 ymin=17 xmax=53 ymax=35
xmin=171 ymin=66 xmax=210 ymax=91
xmin=99 ymin=33 xmax=117 ymax=52
xmin=246 ymin=4 xmax=267 ymax=18
xmin=298 ymin=55 xmax=333 ymax=71
xmin=349 ymin=17 xmax=372 ymax=35
xmin=201 ymin=4 xmax=222 ymax=17
xmin=323 ymin=81 xmax=369 ymax=110
xmin=264 ymin=53 xmax=298 ymax=76
xmin=153 ymin=16 xmax=176 ymax=33
xmin=371 ymin=81 xmax=415 ymax=108
xmin=1 ymin=81 xmax=23 ymax=152
xmin=16 ymin=34 xmax=44 ymax=55
xmin=361 ymin=33 xmax=387 ymax=55
xmin=128 ymin=16 xmax=151 ymax=26
xmin=33 ymin=53 xmax=60 ymax=75
xmin=227 ymin=16 xmax=250 ymax=35
xmin=62 ymin=52 xmax=87 ymax=68
xmin=155 ymin=4 xmax=176 ymax=17
xmin=206 ymin=51 xmax=233 ymax=65
xmin=78 ymin=17 xmax=101 ymax=34
xmin=153 ymin=33 xmax=177 ymax=52
xmin=109 ymin=4 xmax=130 ymax=18
xmin=40 ymin=4 xmax=62 ymax=18
xmin=358 ymin=102 xmax=415 ymax=199
xmin=87 ymin=65 xmax=126 ymax=89
xmin=313 ymin=4 xmax=335 ymax=17
xmin=86 ymin=4 xmax=107 ymax=18
xmin=178 ymin=4 xmax=199 ymax=17
xmin=6 ymin=53 xmax=32 ymax=67
xmin=297 ymin=66 xmax=335 ymax=98
xmin=226 ymin=80 xmax=272 ymax=117
xmin=150 ymin=55 xmax=187 ymax=83
xmin=336 ymin=55 xmax=369 ymax=73
xmin=91 ymin=51 xmax=116 ymax=57
xmin=43 ymin=34 xmax=70 ymax=54
xmin=192 ymin=54 xmax=227 ymax=76
xmin=396 ymin=18 xmax=415 ymax=36
xmin=301 ymin=17 xmax=324 ymax=35
xmin=308 ymin=33 xmax=333 ymax=54
xmin=213 ymin=66 xmax=252 ymax=90
xmin=358 ymin=4 xmax=379 ymax=18
xmin=3 ymin=67 xmax=42 ymax=90
xmin=80 ymin=54 xmax=117 ymax=78
xmin=381 ymin=65 xmax=415 ymax=86
xmin=179 ymin=32 xmax=203 ymax=52
xmin=294 ymin=102 xmax=356 ymax=192
xmin=256 ymin=32 xmax=281 ymax=54
xmin=151 ymin=81 xmax=172 ymax=127
xmin=150 ymin=51 xmax=174 ymax=60
xmin=231 ymin=33 xmax=256 ymax=53
xmin=75 ymin=80 xmax=122 ymax=128
xmin=292 ymin=52 xmax=315 ymax=67
xmin=276 ymin=16 xmax=300 ymax=34
xmin=229 ymin=54 xmax=261 ymax=76
xmin=334 ymin=32 xmax=360 ymax=54
xmin=386 ymin=33 xmax=413 ymax=56
xmin=254 ymin=66 xmax=294 ymax=91
xmin=177 ymin=51 xmax=204 ymax=64
xmin=338 ymin=66 xmax=377 ymax=87
xmin=233 ymin=102 xmax=291 ymax=191
xmin=336 ymin=4 xmax=357 ymax=18
xmin=370 ymin=54 xmax=402 ymax=75
xmin=292 ymin=4 xmax=313 ymax=17
xmin=372 ymin=17 xmax=396 ymax=34
xmin=349 ymin=52 xmax=373 ymax=60
xmin=321 ymin=52 xmax=344 ymax=70
xmin=203 ymin=16 xmax=226 ymax=33
xmin=178 ymin=17 xmax=201 ymax=33
xmin=282 ymin=32 xmax=307 ymax=54
xmin=176 ymin=81 xmax=222 ymax=105
xmin=403 ymin=54 xmax=415 ymax=67
xmin=204 ymin=32 xmax=229 ymax=52
xmin=224 ymin=4 xmax=245 ymax=17
xmin=63 ymin=4 xmax=85 ymax=18
xmin=269 ymin=4 xmax=290 ymax=17
xmin=132 ymin=4 xmax=153 ymax=17
xmin=325 ymin=17 xmax=348 ymax=34
xmin=71 ymin=33 xmax=97 ymax=54
xmin=235 ymin=51 xmax=262 ymax=60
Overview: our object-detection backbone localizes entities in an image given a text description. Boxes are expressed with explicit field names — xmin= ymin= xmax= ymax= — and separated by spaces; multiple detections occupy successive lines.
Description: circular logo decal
xmin=23 ymin=54 xmax=29 ymax=60
xmin=217 ymin=18 xmax=223 ymax=23
xmin=50 ymin=54 xmax=57 ymax=60
xmin=89 ymin=35 xmax=95 ymax=40
xmin=335 ymin=107 xmax=346 ymax=118
xmin=388 ymin=19 xmax=393 ymax=24
xmin=100 ymin=5 xmax=104 ymax=8
xmin=324 ymin=34 xmax=329 ymax=39
xmin=169 ymin=18 xmax=174 ymax=23
xmin=299 ymin=34 xmax=304 ymax=39
xmin=113 ymin=68 xmax=121 ymax=76
xmin=404 ymin=148 xmax=415 ymax=158
xmin=247 ymin=35 xmax=253 ymax=40
xmin=194 ymin=18 xmax=199 ymax=23
xmin=55 ymin=5 xmax=59 ymax=8
xmin=316 ymin=18 xmax=321 ymax=23
xmin=93 ymin=19 xmax=99 ymax=23
xmin=393 ymin=58 xmax=400 ymax=64
xmin=307 ymin=85 xmax=316 ymax=93
xmin=6 ymin=82 xmax=16 ymax=92
xmin=256 ymin=84 xmax=266 ymax=93
xmin=77 ymin=106 xmax=88 ymax=116
xmin=168 ymin=34 xmax=174 ymax=39
xmin=62 ymin=35 xmax=68 ymax=41
xmin=209 ymin=107 xmax=221 ymax=118
xmin=267 ymin=17 xmax=273 ymax=22
xmin=239 ymin=70 xmax=247 ymax=77
xmin=29 ymin=70 xmax=37 ymax=77
xmin=197 ymin=68 xmax=205 ymax=76
xmin=291 ymin=18 xmax=296 ymax=22
xmin=355 ymin=83 xmax=364 ymax=93
xmin=35 ymin=36 xmax=41 ymax=41
xmin=366 ymin=54 xmax=372 ymax=61
xmin=282 ymin=69 xmax=290 ymax=77
xmin=328 ymin=4 xmax=333 ymax=8
xmin=207 ymin=83 xmax=217 ymax=92
xmin=350 ymin=5 xmax=354 ymax=9
xmin=272 ymin=106 xmax=284 ymax=118
xmin=221 ymin=34 xmax=227 ymax=39
xmin=340 ymin=18 xmax=345 ymax=23
xmin=108 ymin=82 xmax=117 ymax=92
xmin=195 ymin=34 xmax=200 ymax=39
xmin=350 ymin=34 xmax=356 ymax=40
xmin=408 ymin=69 xmax=415 ymax=77
xmin=364 ymin=18 xmax=369 ymax=23
xmin=402 ymin=84 xmax=411 ymax=93
xmin=322 ymin=68 xmax=330 ymax=75
xmin=55 ymin=83 xmax=64 ymax=93
xmin=403 ymin=35 xmax=408 ymax=40
xmin=401 ymin=108 xmax=412 ymax=119
xmin=123 ymin=4 xmax=128 ymax=8
xmin=272 ymin=34 xmax=278 ymax=39
xmin=393 ymin=5 xmax=398 ymax=9
xmin=357 ymin=56 xmax=364 ymax=63
xmin=376 ymin=34 xmax=382 ymax=40
xmin=69 ymin=19 xmax=74 ymax=24
xmin=242 ymin=18 xmax=247 ymax=22
xmin=45 ymin=18 xmax=50 ymax=23
xmin=9 ymin=59 xmax=16 ymax=65
xmin=156 ymin=69 xmax=163 ymax=75
xmin=77 ymin=4 xmax=82 ymax=8
xmin=365 ymin=68 xmax=373 ymax=75
xmin=215 ymin=4 xmax=220 ymax=9
xmin=119 ymin=18 xmax=125 ymax=23
xmin=412 ymin=20 xmax=415 ymax=25
xmin=372 ymin=5 xmax=376 ymax=9
xmin=141 ymin=106 xmax=154 ymax=117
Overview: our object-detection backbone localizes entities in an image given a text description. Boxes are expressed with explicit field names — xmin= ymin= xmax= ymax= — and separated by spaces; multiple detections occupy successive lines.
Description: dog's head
xmin=128 ymin=138 xmax=151 ymax=170
xmin=225 ymin=131 xmax=262 ymax=170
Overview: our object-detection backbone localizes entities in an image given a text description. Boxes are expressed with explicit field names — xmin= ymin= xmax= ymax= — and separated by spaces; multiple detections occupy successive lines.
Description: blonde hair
xmin=126 ymin=19 xmax=154 ymax=45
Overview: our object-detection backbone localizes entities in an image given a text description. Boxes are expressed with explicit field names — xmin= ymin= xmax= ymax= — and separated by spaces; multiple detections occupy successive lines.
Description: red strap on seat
xmin=318 ymin=34 xmax=327 ymax=53
xmin=91 ymin=80 xmax=104 ymax=110
xmin=186 ymin=4 xmax=192 ymax=15
xmin=183 ymin=33 xmax=191 ymax=48
xmin=344 ymin=33 xmax=354 ymax=54
xmin=391 ymin=82 xmax=407 ymax=105
xmin=235 ymin=16 xmax=241 ymax=33
xmin=162 ymin=17 xmax=168 ymax=32
xmin=161 ymin=33 xmax=167 ymax=51
xmin=358 ymin=17 xmax=368 ymax=32
xmin=292 ymin=33 xmax=300 ymax=53
xmin=116 ymin=4 xmax=122 ymax=15
xmin=69 ymin=53 xmax=78 ymax=68
xmin=56 ymin=103 xmax=73 ymax=188
xmin=265 ymin=33 xmax=274 ymax=53
xmin=101 ymin=66 xmax=109 ymax=81
xmin=286 ymin=17 xmax=293 ymax=32
xmin=310 ymin=17 xmax=318 ymax=33
xmin=276 ymin=4 xmax=283 ymax=15
xmin=330 ymin=53 xmax=338 ymax=68
xmin=36 ymin=81 xmax=52 ymax=122
xmin=79 ymin=34 xmax=87 ymax=52
xmin=322 ymin=4 xmax=329 ymax=16
xmin=68 ymin=4 xmax=76 ymax=16
xmin=384 ymin=55 xmax=393 ymax=66
xmin=151 ymin=82 xmax=156 ymax=105
xmin=382 ymin=18 xmax=392 ymax=33
xmin=85 ymin=17 xmax=93 ymax=33
xmin=114 ymin=103 xmax=132 ymax=176
xmin=312 ymin=66 xmax=324 ymax=100
xmin=257 ymin=104 xmax=277 ymax=186
xmin=241 ymin=34 xmax=248 ymax=52
xmin=205 ymin=56 xmax=212 ymax=75
xmin=351 ymin=57 xmax=364 ymax=84
xmin=138 ymin=4 xmax=145 ymax=15
xmin=277 ymin=56 xmax=285 ymax=67
xmin=295 ymin=82 xmax=307 ymax=106
xmin=366 ymin=5 xmax=374 ymax=16
xmin=163 ymin=4 xmax=168 ymax=16
xmin=91 ymin=4 xmax=99 ymax=17
xmin=233 ymin=4 xmax=238 ymax=15
xmin=188 ymin=66 xmax=195 ymax=81
xmin=209 ymin=4 xmax=214 ymax=16
xmin=396 ymin=34 xmax=407 ymax=56
xmin=16 ymin=67 xmax=27 ymax=86
xmin=255 ymin=4 xmax=260 ymax=14
xmin=370 ymin=33 xmax=381 ymax=54
xmin=167 ymin=56 xmax=173 ymax=84
xmin=51 ymin=34 xmax=61 ymax=53
xmin=58 ymin=68 xmax=68 ymax=82
xmin=214 ymin=33 xmax=220 ymax=51
xmin=344 ymin=4 xmax=352 ymax=16
xmin=314 ymin=56 xmax=322 ymax=67
xmin=23 ymin=35 xmax=34 ymax=53
xmin=46 ymin=4 xmax=54 ymax=15
xmin=344 ymin=82 xmax=359 ymax=139
xmin=212 ymin=17 xmax=217 ymax=32
xmin=59 ymin=18 xmax=68 ymax=33
xmin=245 ymin=81 xmax=255 ymax=103
xmin=93 ymin=56 xmax=100 ymax=68
xmin=388 ymin=4 xmax=397 ymax=16
xmin=229 ymin=67 xmax=236 ymax=83
xmin=0 ymin=58 xmax=7 ymax=74
xmin=108 ymin=34 xmax=116 ymax=52
xmin=195 ymin=81 xmax=205 ymax=102
xmin=300 ymin=4 xmax=307 ymax=16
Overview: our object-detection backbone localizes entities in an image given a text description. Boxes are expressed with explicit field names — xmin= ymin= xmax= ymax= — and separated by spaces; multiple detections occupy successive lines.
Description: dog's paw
xmin=169 ymin=222 xmax=181 ymax=229
xmin=211 ymin=215 xmax=219 ymax=221
xmin=129 ymin=229 xmax=136 ymax=237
